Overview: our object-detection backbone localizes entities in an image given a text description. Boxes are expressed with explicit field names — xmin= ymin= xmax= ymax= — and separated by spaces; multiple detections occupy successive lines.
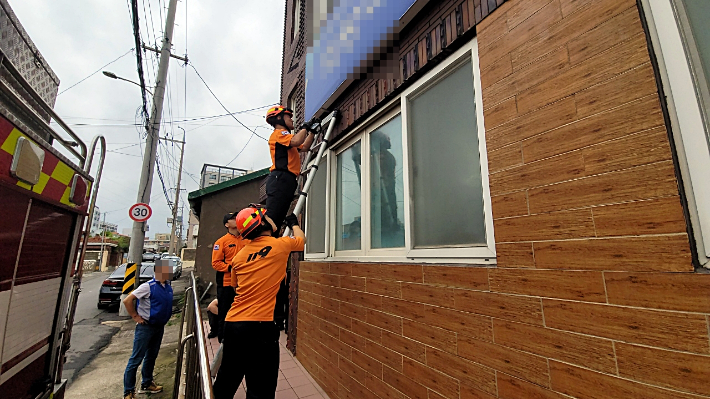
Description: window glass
xmin=370 ymin=115 xmax=405 ymax=249
xmin=336 ymin=142 xmax=362 ymax=251
xmin=680 ymin=0 xmax=710 ymax=92
xmin=293 ymin=0 xmax=302 ymax=40
xmin=408 ymin=59 xmax=486 ymax=247
xmin=307 ymin=159 xmax=327 ymax=253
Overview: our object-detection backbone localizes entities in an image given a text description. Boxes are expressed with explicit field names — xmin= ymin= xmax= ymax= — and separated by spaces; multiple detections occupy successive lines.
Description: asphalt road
xmin=62 ymin=271 xmax=125 ymax=384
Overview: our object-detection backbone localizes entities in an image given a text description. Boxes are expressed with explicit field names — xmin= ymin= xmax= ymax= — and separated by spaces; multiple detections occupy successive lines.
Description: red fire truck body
xmin=0 ymin=3 xmax=104 ymax=397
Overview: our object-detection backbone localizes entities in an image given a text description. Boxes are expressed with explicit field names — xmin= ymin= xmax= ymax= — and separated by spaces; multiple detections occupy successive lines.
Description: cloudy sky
xmin=10 ymin=0 xmax=285 ymax=238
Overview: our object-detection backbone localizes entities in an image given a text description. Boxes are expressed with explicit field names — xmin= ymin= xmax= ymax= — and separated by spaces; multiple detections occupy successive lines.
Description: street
xmin=62 ymin=271 xmax=125 ymax=384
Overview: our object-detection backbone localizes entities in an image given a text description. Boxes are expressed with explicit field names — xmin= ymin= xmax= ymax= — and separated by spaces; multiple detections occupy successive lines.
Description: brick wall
xmin=293 ymin=0 xmax=710 ymax=398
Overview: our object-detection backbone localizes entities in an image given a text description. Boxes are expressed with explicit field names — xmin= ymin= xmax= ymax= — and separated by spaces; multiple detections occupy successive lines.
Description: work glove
xmin=284 ymin=214 xmax=299 ymax=229
xmin=301 ymin=118 xmax=321 ymax=134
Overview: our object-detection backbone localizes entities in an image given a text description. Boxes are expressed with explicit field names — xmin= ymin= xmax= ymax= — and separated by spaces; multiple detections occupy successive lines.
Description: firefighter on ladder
xmin=264 ymin=105 xmax=319 ymax=230
xmin=213 ymin=205 xmax=305 ymax=399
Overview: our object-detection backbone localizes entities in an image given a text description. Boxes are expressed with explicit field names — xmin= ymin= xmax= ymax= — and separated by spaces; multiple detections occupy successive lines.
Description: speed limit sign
xmin=129 ymin=203 xmax=152 ymax=222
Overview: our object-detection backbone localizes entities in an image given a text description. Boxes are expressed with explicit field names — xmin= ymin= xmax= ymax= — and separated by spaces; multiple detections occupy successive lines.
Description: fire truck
xmin=0 ymin=3 xmax=105 ymax=397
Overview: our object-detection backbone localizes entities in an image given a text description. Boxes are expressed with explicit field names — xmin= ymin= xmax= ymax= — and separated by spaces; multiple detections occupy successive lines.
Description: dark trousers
xmin=273 ymin=270 xmax=291 ymax=331
xmin=265 ymin=170 xmax=298 ymax=231
xmin=123 ymin=323 xmax=165 ymax=395
xmin=216 ymin=285 xmax=236 ymax=342
xmin=213 ymin=321 xmax=280 ymax=399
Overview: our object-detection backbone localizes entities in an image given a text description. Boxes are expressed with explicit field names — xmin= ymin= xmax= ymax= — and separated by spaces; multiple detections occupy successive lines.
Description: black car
xmin=97 ymin=263 xmax=155 ymax=309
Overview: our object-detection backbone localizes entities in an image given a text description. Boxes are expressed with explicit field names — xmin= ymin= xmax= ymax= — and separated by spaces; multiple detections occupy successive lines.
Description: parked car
xmin=162 ymin=256 xmax=182 ymax=279
xmin=97 ymin=263 xmax=155 ymax=309
xmin=142 ymin=252 xmax=157 ymax=262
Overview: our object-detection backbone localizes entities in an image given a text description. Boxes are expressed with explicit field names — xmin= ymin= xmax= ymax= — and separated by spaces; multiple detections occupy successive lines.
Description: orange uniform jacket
xmin=268 ymin=128 xmax=303 ymax=176
xmin=226 ymin=235 xmax=305 ymax=322
xmin=211 ymin=233 xmax=246 ymax=287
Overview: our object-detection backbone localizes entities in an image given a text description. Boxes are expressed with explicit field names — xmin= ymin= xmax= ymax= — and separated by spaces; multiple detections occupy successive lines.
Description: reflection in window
xmin=370 ymin=115 xmax=405 ymax=249
xmin=409 ymin=59 xmax=486 ymax=247
xmin=336 ymin=142 xmax=362 ymax=251
xmin=307 ymin=159 xmax=327 ymax=253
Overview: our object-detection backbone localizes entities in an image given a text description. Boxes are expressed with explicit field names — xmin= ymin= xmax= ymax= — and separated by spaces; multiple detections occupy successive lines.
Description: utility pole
xmin=125 ymin=0 xmax=180 ymax=292
xmin=167 ymin=130 xmax=185 ymax=256
xmin=99 ymin=212 xmax=106 ymax=271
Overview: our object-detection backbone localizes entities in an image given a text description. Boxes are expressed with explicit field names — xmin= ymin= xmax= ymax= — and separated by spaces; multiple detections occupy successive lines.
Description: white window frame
xmin=641 ymin=0 xmax=710 ymax=266
xmin=306 ymin=37 xmax=495 ymax=264
xmin=304 ymin=153 xmax=331 ymax=258
xmin=292 ymin=0 xmax=302 ymax=41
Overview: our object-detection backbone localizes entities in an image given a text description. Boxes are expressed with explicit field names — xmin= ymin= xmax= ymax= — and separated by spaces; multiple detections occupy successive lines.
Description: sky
xmin=10 ymin=0 xmax=285 ymax=239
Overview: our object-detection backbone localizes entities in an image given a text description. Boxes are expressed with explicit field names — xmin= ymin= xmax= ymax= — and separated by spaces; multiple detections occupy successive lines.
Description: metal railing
xmin=173 ymin=272 xmax=214 ymax=399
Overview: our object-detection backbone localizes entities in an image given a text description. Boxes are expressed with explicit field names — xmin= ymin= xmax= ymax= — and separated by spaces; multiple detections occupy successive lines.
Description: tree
xmin=116 ymin=236 xmax=130 ymax=253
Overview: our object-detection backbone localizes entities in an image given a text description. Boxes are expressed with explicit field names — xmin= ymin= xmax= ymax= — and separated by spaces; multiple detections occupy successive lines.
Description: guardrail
xmin=173 ymin=272 xmax=214 ymax=399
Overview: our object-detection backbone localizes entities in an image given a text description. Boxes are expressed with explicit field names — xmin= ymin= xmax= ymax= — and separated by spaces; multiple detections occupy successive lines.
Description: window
xmin=408 ymin=58 xmax=486 ymax=248
xmin=370 ymin=115 xmax=405 ymax=249
xmin=335 ymin=140 xmax=362 ymax=251
xmin=288 ymin=86 xmax=298 ymax=120
xmin=306 ymin=159 xmax=328 ymax=255
xmin=292 ymin=0 xmax=302 ymax=42
xmin=641 ymin=0 xmax=710 ymax=266
xmin=306 ymin=38 xmax=495 ymax=263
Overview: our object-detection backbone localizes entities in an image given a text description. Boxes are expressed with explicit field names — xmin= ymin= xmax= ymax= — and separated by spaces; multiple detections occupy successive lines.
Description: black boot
xmin=207 ymin=311 xmax=218 ymax=339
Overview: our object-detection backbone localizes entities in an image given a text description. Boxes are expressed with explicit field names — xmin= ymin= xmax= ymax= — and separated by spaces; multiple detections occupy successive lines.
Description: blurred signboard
xmin=305 ymin=0 xmax=417 ymax=120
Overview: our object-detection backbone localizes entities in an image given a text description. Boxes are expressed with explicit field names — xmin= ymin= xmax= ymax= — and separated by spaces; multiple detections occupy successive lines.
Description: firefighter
xmin=211 ymin=212 xmax=247 ymax=342
xmin=264 ymin=105 xmax=319 ymax=230
xmin=214 ymin=206 xmax=305 ymax=399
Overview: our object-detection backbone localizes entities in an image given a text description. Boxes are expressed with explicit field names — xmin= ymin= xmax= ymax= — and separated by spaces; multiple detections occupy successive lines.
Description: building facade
xmin=281 ymin=0 xmax=710 ymax=398
xmin=90 ymin=206 xmax=101 ymax=235
xmin=188 ymin=169 xmax=269 ymax=295
xmin=199 ymin=164 xmax=249 ymax=188
xmin=98 ymin=220 xmax=117 ymax=234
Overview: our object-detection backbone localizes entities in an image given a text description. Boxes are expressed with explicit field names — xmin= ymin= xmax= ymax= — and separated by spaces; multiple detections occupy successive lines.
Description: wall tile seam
xmin=303 ymin=274 xmax=702 ymax=311
xmin=488 ymin=158 xmax=676 ymax=198
xmin=483 ymin=82 xmax=657 ymax=133
xmin=493 ymin=232 xmax=688 ymax=245
xmin=500 ymin=3 xmax=642 ymax=75
xmin=478 ymin=0 xmax=636 ymax=71
xmin=485 ymin=91 xmax=659 ymax=143
xmin=306 ymin=286 xmax=710 ymax=321
xmin=491 ymin=202 xmax=682 ymax=222
xmin=325 ymin=322 xmax=710 ymax=397
xmin=486 ymin=126 xmax=670 ymax=177
xmin=502 ymin=29 xmax=650 ymax=99
xmin=547 ymin=357 xmax=710 ymax=398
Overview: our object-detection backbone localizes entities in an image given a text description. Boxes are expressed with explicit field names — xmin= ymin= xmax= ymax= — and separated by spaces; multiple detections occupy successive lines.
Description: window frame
xmin=304 ymin=153 xmax=331 ymax=258
xmin=641 ymin=0 xmax=710 ymax=266
xmin=291 ymin=0 xmax=302 ymax=42
xmin=306 ymin=37 xmax=495 ymax=264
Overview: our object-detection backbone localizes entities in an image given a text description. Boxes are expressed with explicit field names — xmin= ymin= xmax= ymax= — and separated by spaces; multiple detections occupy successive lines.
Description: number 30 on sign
xmin=129 ymin=203 xmax=152 ymax=222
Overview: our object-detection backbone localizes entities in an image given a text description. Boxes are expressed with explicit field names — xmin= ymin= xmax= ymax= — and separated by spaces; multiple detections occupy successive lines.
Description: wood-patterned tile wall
xmin=294 ymin=0 xmax=710 ymax=398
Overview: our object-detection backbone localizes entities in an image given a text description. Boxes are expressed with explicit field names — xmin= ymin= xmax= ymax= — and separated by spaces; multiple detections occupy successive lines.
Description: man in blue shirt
xmin=122 ymin=263 xmax=174 ymax=399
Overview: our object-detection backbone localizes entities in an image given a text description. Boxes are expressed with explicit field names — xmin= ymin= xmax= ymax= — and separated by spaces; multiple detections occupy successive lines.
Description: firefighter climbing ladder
xmin=283 ymin=109 xmax=339 ymax=237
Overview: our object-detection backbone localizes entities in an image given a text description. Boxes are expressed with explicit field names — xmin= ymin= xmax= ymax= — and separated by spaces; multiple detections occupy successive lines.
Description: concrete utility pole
xmin=99 ymin=212 xmax=106 ymax=271
xmin=125 ymin=0 xmax=180 ymax=288
xmin=167 ymin=131 xmax=186 ymax=255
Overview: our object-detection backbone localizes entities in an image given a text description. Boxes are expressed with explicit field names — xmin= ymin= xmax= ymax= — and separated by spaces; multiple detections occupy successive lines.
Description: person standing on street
xmin=214 ymin=206 xmax=305 ymax=399
xmin=212 ymin=212 xmax=247 ymax=342
xmin=264 ymin=105 xmax=318 ymax=230
xmin=122 ymin=262 xmax=174 ymax=399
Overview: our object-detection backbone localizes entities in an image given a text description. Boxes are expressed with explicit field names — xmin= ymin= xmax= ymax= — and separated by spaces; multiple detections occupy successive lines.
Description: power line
xmin=58 ymin=49 xmax=134 ymax=95
xmin=189 ymin=63 xmax=268 ymax=142
xmin=128 ymin=0 xmax=152 ymax=138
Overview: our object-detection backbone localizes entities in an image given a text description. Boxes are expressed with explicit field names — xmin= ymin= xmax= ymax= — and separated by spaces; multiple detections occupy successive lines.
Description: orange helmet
xmin=266 ymin=105 xmax=293 ymax=120
xmin=235 ymin=205 xmax=267 ymax=236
